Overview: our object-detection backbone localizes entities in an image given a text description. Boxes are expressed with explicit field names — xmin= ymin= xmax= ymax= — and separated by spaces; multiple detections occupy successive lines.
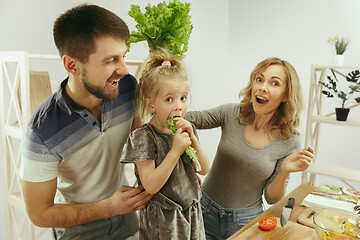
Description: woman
xmin=185 ymin=57 xmax=314 ymax=239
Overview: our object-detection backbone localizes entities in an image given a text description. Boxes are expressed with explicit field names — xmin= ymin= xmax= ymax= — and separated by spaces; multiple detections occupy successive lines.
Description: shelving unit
xmin=0 ymin=51 xmax=144 ymax=240
xmin=301 ymin=64 xmax=360 ymax=188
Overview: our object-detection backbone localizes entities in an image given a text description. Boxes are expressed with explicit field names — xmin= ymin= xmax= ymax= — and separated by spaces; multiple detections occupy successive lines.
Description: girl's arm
xmin=175 ymin=117 xmax=210 ymax=175
xmin=265 ymin=146 xmax=314 ymax=202
xmin=136 ymin=128 xmax=191 ymax=195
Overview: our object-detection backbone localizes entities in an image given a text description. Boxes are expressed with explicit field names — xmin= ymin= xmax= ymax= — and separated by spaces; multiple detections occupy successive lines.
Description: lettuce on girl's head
xmin=127 ymin=0 xmax=193 ymax=57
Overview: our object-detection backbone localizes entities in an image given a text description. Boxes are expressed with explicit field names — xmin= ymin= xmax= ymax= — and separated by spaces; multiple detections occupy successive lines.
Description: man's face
xmin=79 ymin=35 xmax=129 ymax=100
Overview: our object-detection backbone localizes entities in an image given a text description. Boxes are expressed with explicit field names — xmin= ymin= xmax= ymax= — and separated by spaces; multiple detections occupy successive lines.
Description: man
xmin=20 ymin=4 xmax=151 ymax=239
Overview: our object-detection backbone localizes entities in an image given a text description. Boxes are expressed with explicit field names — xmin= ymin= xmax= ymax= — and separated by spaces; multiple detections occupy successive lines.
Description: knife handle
xmin=285 ymin=198 xmax=295 ymax=208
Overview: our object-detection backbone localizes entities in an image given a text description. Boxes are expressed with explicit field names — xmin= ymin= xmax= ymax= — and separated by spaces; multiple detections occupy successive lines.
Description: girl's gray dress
xmin=121 ymin=123 xmax=205 ymax=240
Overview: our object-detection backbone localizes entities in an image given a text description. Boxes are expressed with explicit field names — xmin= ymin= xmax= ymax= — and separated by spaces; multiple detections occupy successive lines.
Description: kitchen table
xmin=228 ymin=184 xmax=318 ymax=240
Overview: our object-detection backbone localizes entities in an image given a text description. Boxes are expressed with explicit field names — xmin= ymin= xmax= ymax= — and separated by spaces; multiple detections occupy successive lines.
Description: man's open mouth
xmin=107 ymin=79 xmax=119 ymax=86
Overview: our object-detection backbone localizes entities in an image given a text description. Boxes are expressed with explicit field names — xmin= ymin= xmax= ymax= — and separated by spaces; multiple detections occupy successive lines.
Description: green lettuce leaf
xmin=127 ymin=0 xmax=193 ymax=57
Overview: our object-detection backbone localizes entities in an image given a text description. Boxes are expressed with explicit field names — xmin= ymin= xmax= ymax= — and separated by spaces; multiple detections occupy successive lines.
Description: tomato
xmin=259 ymin=217 xmax=277 ymax=231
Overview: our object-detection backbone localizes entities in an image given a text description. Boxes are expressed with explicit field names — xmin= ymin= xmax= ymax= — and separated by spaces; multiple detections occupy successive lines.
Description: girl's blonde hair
xmin=238 ymin=57 xmax=303 ymax=140
xmin=137 ymin=49 xmax=188 ymax=120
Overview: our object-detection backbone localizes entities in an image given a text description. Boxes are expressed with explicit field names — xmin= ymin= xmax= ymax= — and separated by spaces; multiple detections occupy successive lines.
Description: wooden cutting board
xmin=236 ymin=217 xmax=318 ymax=240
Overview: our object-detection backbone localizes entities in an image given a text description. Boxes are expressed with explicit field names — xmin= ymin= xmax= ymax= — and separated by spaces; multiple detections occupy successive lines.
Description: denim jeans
xmin=200 ymin=191 xmax=263 ymax=240
xmin=53 ymin=212 xmax=139 ymax=240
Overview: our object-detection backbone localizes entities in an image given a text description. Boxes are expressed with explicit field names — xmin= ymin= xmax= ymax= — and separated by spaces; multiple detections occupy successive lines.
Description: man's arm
xmin=21 ymin=178 xmax=151 ymax=228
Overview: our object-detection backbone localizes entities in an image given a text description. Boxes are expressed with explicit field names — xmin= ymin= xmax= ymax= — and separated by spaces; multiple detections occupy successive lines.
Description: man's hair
xmin=53 ymin=4 xmax=130 ymax=63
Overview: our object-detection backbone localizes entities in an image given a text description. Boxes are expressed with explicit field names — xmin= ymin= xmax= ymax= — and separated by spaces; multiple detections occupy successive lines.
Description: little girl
xmin=121 ymin=49 xmax=209 ymax=240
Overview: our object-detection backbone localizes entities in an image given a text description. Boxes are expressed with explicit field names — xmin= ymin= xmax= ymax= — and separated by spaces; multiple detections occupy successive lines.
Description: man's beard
xmin=80 ymin=70 xmax=119 ymax=100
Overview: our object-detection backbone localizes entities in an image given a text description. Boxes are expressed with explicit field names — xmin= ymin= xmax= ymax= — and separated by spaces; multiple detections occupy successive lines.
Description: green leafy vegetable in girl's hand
xmin=127 ymin=0 xmax=193 ymax=56
xmin=167 ymin=117 xmax=201 ymax=171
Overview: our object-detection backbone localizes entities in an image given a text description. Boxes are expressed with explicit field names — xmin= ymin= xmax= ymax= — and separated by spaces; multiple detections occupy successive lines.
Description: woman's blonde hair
xmin=238 ymin=57 xmax=303 ymax=140
xmin=137 ymin=49 xmax=188 ymax=120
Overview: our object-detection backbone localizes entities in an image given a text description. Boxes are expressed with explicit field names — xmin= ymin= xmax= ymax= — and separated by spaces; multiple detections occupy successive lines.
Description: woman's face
xmin=251 ymin=64 xmax=288 ymax=117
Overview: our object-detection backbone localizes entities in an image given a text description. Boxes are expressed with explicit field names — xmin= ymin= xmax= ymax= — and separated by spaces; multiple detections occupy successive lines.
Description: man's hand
xmin=109 ymin=185 xmax=153 ymax=214
xmin=21 ymin=179 xmax=153 ymax=228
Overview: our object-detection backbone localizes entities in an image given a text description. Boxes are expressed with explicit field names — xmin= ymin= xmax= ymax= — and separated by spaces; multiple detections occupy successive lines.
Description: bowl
xmin=313 ymin=209 xmax=360 ymax=240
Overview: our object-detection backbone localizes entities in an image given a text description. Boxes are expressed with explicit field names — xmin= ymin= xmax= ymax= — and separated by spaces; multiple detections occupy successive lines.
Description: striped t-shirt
xmin=20 ymin=74 xmax=137 ymax=204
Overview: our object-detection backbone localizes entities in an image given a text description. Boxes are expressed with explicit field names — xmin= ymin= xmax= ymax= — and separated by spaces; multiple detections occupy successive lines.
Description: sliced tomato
xmin=259 ymin=217 xmax=277 ymax=231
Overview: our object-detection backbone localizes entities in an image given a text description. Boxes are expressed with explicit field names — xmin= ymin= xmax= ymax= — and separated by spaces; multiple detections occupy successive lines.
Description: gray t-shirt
xmin=121 ymin=123 xmax=205 ymax=239
xmin=186 ymin=103 xmax=301 ymax=209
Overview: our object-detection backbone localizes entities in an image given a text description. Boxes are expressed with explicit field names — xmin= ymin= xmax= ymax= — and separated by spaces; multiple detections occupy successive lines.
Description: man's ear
xmin=62 ymin=55 xmax=80 ymax=76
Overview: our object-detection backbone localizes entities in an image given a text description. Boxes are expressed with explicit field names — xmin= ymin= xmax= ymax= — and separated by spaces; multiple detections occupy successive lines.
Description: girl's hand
xmin=281 ymin=146 xmax=314 ymax=174
xmin=172 ymin=127 xmax=191 ymax=155
xmin=174 ymin=117 xmax=196 ymax=143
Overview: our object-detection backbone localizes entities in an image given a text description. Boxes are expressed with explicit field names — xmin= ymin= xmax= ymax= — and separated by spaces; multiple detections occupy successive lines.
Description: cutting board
xmin=236 ymin=217 xmax=318 ymax=240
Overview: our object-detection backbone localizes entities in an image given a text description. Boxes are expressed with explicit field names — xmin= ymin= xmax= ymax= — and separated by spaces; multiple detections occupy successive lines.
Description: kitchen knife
xmin=281 ymin=197 xmax=295 ymax=226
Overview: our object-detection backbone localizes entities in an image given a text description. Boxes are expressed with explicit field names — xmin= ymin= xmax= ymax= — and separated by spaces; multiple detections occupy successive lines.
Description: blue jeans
xmin=200 ymin=191 xmax=263 ymax=240
xmin=53 ymin=212 xmax=138 ymax=240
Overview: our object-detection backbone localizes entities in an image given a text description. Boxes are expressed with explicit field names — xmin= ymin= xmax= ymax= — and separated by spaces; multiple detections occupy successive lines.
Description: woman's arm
xmin=136 ymin=127 xmax=191 ymax=195
xmin=185 ymin=104 xmax=233 ymax=129
xmin=265 ymin=146 xmax=314 ymax=203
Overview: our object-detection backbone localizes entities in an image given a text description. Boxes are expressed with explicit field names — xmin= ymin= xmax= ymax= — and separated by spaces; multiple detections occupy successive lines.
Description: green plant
xmin=328 ymin=35 xmax=350 ymax=55
xmin=127 ymin=0 xmax=193 ymax=57
xmin=320 ymin=69 xmax=360 ymax=108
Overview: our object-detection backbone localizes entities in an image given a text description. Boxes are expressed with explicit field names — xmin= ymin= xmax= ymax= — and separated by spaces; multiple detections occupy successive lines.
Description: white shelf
xmin=312 ymin=115 xmax=360 ymax=128
xmin=312 ymin=64 xmax=360 ymax=70
xmin=302 ymin=64 xmax=360 ymax=187
xmin=306 ymin=162 xmax=360 ymax=183
xmin=8 ymin=192 xmax=25 ymax=211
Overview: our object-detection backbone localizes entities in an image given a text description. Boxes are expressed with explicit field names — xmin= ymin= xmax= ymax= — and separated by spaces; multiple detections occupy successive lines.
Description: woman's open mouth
xmin=256 ymin=96 xmax=269 ymax=104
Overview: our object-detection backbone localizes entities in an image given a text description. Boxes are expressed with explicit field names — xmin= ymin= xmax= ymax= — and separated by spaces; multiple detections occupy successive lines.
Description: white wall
xmin=0 ymin=0 xmax=359 ymax=239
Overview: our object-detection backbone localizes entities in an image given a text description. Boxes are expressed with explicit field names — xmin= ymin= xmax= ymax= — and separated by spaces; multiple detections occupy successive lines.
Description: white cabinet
xmin=301 ymin=64 xmax=360 ymax=188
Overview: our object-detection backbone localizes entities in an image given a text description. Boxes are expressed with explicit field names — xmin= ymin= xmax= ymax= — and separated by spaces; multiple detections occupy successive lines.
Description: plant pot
xmin=335 ymin=108 xmax=350 ymax=121
xmin=333 ymin=54 xmax=345 ymax=66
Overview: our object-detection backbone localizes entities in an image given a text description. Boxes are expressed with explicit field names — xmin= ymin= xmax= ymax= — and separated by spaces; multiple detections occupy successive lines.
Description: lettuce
xmin=167 ymin=117 xmax=201 ymax=171
xmin=127 ymin=0 xmax=193 ymax=57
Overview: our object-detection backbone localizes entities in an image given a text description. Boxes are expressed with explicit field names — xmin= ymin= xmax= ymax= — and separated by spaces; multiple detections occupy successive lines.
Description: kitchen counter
xmin=228 ymin=184 xmax=318 ymax=239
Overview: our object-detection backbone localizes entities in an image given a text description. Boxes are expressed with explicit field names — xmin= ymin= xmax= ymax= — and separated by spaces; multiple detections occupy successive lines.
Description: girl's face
xmin=146 ymin=77 xmax=189 ymax=132
xmin=251 ymin=64 xmax=287 ymax=117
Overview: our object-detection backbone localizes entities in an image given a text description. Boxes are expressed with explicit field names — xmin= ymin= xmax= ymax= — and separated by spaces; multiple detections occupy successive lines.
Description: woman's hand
xmin=281 ymin=146 xmax=314 ymax=174
xmin=266 ymin=146 xmax=314 ymax=201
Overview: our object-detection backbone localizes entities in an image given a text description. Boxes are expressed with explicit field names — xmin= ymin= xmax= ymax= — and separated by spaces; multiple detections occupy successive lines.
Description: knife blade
xmin=281 ymin=197 xmax=295 ymax=226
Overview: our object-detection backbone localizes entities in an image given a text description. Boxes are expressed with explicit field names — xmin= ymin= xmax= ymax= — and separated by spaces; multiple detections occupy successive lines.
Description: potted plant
xmin=126 ymin=0 xmax=193 ymax=57
xmin=328 ymin=35 xmax=350 ymax=66
xmin=320 ymin=69 xmax=360 ymax=121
